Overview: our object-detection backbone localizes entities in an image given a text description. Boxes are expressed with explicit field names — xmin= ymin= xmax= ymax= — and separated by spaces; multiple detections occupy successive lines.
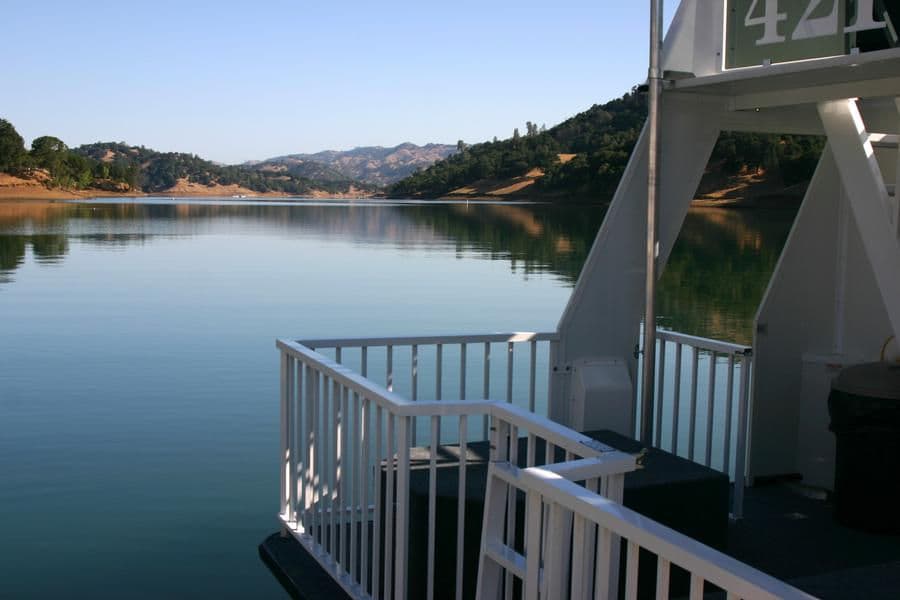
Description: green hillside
xmin=390 ymin=88 xmax=825 ymax=202
xmin=75 ymin=142 xmax=374 ymax=194
xmin=0 ymin=118 xmax=376 ymax=196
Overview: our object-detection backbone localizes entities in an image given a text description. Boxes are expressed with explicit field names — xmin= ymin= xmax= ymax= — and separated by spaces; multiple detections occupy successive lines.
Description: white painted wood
xmin=544 ymin=502 xmax=568 ymax=600
xmin=280 ymin=353 xmax=289 ymax=519
xmin=349 ymin=391 xmax=359 ymax=584
xmin=383 ymin=414 xmax=395 ymax=600
xmin=689 ymin=348 xmax=699 ymax=461
xmin=570 ymin=514 xmax=587 ymax=599
xmin=705 ymin=353 xmax=717 ymax=467
xmin=819 ymin=99 xmax=900 ymax=342
xmin=504 ymin=424 xmax=518 ymax=599
xmin=372 ymin=405 xmax=382 ymax=599
xmin=655 ymin=341 xmax=666 ymax=448
xmin=360 ymin=397 xmax=371 ymax=594
xmin=657 ymin=330 xmax=751 ymax=356
xmin=723 ymin=355 xmax=735 ymax=475
xmin=299 ymin=331 xmax=558 ymax=350
xmin=484 ymin=541 xmax=527 ymax=580
xmin=395 ymin=417 xmax=411 ymax=600
xmin=456 ymin=415 xmax=468 ymax=600
xmin=689 ymin=574 xmax=705 ymax=600
xmin=656 ymin=557 xmax=671 ymax=600
xmin=672 ymin=343 xmax=683 ymax=456
xmin=529 ymin=340 xmax=537 ymax=413
xmin=661 ymin=0 xmax=724 ymax=77
xmin=540 ymin=454 xmax=638 ymax=481
xmin=554 ymin=93 xmax=723 ymax=433
xmin=593 ymin=526 xmax=612 ymax=600
xmin=476 ymin=471 xmax=506 ymax=600
xmin=523 ymin=491 xmax=542 ymax=600
xmin=488 ymin=463 xmax=815 ymax=600
xmin=750 ymin=146 xmax=843 ymax=481
xmin=625 ymin=541 xmax=640 ymax=600
xmin=427 ymin=416 xmax=438 ymax=600
xmin=896 ymin=98 xmax=900 ymax=237
xmin=734 ymin=354 xmax=752 ymax=520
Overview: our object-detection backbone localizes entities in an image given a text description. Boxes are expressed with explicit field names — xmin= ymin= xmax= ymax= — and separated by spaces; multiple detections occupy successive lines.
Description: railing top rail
xmin=494 ymin=463 xmax=815 ymax=600
xmin=297 ymin=331 xmax=559 ymax=349
xmin=278 ymin=338 xmax=415 ymax=410
xmin=490 ymin=402 xmax=622 ymax=457
xmin=278 ymin=339 xmax=628 ymax=461
xmin=656 ymin=329 xmax=752 ymax=356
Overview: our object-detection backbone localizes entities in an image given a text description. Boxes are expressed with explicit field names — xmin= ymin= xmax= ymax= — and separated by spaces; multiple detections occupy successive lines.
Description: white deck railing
xmin=478 ymin=461 xmax=815 ymax=600
xmin=301 ymin=331 xmax=559 ymax=416
xmin=642 ymin=331 xmax=754 ymax=518
xmin=277 ymin=332 xmax=811 ymax=600
xmin=278 ymin=337 xmax=631 ymax=600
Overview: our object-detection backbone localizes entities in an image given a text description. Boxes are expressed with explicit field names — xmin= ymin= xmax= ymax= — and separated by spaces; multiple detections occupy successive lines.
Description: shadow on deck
xmin=259 ymin=435 xmax=900 ymax=599
xmin=728 ymin=484 xmax=900 ymax=599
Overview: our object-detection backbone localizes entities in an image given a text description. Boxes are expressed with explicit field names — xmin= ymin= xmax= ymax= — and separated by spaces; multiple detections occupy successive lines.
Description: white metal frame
xmin=648 ymin=330 xmax=753 ymax=518
xmin=277 ymin=335 xmax=807 ymax=599
xmin=278 ymin=337 xmax=634 ymax=600
xmin=476 ymin=461 xmax=816 ymax=600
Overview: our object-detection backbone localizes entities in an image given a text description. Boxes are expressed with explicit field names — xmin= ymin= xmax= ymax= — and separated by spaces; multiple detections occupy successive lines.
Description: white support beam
xmin=552 ymin=94 xmax=723 ymax=430
xmin=731 ymin=76 xmax=900 ymax=111
xmin=896 ymin=98 xmax=900 ymax=237
xmin=818 ymin=99 xmax=900 ymax=341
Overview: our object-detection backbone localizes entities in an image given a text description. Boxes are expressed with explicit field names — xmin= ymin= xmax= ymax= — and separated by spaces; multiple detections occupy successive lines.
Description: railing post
xmin=395 ymin=415 xmax=411 ymax=600
xmin=732 ymin=351 xmax=753 ymax=519
xmin=280 ymin=351 xmax=289 ymax=522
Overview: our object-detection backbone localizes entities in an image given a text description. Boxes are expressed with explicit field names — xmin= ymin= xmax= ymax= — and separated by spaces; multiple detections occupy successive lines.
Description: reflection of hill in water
xmin=404 ymin=203 xmax=795 ymax=343
xmin=0 ymin=200 xmax=796 ymax=345
xmin=400 ymin=203 xmax=605 ymax=283
xmin=658 ymin=208 xmax=795 ymax=345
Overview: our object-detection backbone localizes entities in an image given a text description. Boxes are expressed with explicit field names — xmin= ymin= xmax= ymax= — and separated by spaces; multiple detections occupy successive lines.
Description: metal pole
xmin=640 ymin=0 xmax=663 ymax=446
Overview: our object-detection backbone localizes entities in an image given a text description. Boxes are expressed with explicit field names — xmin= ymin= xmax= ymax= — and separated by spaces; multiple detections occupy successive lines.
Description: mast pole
xmin=640 ymin=0 xmax=664 ymax=446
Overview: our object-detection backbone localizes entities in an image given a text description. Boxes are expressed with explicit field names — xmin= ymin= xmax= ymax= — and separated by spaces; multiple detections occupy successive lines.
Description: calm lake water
xmin=0 ymin=198 xmax=794 ymax=598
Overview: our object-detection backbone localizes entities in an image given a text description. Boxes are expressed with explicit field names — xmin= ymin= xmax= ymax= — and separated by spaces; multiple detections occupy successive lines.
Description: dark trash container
xmin=828 ymin=361 xmax=900 ymax=533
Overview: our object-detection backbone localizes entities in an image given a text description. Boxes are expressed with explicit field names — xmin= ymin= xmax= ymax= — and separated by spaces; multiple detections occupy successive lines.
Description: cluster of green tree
xmin=0 ymin=119 xmax=138 ymax=190
xmin=0 ymin=118 xmax=376 ymax=195
xmin=391 ymin=124 xmax=563 ymax=197
xmin=712 ymin=132 xmax=824 ymax=187
xmin=390 ymin=88 xmax=824 ymax=201
xmin=76 ymin=142 xmax=377 ymax=195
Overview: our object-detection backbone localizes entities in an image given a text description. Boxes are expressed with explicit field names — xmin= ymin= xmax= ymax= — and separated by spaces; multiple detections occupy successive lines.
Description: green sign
xmin=726 ymin=0 xmax=891 ymax=68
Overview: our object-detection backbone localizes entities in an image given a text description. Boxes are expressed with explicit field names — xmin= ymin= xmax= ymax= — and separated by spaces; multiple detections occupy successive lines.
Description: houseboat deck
xmin=730 ymin=484 xmax=900 ymax=599
xmin=261 ymin=469 xmax=900 ymax=600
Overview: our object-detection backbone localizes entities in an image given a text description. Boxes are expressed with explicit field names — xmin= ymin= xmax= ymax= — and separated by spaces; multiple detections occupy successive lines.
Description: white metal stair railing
xmin=277 ymin=337 xmax=635 ymax=600
xmin=641 ymin=331 xmax=754 ymax=519
xmin=475 ymin=461 xmax=817 ymax=600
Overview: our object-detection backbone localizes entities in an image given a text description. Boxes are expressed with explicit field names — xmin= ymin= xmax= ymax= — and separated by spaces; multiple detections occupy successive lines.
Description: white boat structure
xmin=267 ymin=1 xmax=900 ymax=598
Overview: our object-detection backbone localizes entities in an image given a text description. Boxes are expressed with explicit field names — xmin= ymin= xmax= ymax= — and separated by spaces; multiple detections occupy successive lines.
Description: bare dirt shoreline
xmin=0 ymin=174 xmax=375 ymax=201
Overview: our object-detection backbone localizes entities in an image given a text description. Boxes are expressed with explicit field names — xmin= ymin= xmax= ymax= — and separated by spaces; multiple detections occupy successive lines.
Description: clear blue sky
xmin=1 ymin=1 xmax=675 ymax=164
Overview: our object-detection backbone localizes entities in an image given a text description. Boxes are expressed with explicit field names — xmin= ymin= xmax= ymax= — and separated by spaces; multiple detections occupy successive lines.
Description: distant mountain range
xmin=249 ymin=143 xmax=457 ymax=186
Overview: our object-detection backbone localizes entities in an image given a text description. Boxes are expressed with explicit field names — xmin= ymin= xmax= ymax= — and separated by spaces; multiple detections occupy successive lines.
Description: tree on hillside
xmin=0 ymin=119 xmax=27 ymax=173
xmin=30 ymin=136 xmax=71 ymax=185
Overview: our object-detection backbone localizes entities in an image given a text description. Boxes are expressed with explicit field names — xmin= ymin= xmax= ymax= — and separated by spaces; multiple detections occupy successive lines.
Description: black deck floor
xmin=726 ymin=484 xmax=900 ymax=599
xmin=260 ymin=463 xmax=900 ymax=599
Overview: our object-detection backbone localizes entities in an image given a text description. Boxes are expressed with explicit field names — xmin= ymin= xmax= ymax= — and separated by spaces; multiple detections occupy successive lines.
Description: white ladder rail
xmin=476 ymin=454 xmax=629 ymax=600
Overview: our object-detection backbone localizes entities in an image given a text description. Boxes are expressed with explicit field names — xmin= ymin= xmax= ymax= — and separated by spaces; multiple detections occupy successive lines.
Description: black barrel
xmin=828 ymin=362 xmax=900 ymax=533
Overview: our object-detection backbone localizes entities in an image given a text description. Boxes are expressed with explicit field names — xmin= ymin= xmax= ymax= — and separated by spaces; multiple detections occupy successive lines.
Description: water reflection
xmin=0 ymin=199 xmax=796 ymax=343
xmin=658 ymin=208 xmax=795 ymax=344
